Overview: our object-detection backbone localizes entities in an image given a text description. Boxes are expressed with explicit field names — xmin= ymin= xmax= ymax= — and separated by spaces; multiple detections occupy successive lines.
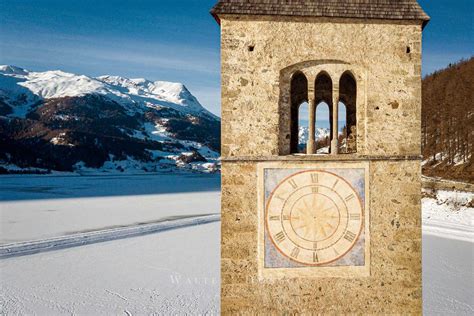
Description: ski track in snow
xmin=0 ymin=175 xmax=472 ymax=315
xmin=0 ymin=214 xmax=220 ymax=259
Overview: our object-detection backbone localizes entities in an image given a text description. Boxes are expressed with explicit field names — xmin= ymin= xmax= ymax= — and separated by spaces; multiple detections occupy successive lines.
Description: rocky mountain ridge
xmin=0 ymin=65 xmax=220 ymax=174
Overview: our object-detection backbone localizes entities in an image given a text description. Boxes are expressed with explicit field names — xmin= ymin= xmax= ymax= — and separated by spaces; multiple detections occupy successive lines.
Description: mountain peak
xmin=0 ymin=65 xmax=221 ymax=174
xmin=1 ymin=65 xmax=215 ymax=119
xmin=0 ymin=65 xmax=29 ymax=76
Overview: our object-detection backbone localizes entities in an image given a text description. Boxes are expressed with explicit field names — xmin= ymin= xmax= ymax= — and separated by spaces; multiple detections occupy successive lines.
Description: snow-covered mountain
xmin=298 ymin=126 xmax=330 ymax=145
xmin=0 ymin=65 xmax=215 ymax=119
xmin=0 ymin=65 xmax=220 ymax=174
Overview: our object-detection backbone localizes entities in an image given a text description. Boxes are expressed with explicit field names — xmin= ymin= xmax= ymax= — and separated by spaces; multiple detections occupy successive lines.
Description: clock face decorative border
xmin=257 ymin=162 xmax=370 ymax=279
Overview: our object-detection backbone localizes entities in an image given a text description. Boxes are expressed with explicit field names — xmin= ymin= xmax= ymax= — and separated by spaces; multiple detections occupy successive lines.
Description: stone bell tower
xmin=211 ymin=0 xmax=430 ymax=314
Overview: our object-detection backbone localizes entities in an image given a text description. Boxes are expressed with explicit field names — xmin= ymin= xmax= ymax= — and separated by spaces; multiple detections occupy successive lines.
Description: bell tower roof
xmin=211 ymin=0 xmax=430 ymax=28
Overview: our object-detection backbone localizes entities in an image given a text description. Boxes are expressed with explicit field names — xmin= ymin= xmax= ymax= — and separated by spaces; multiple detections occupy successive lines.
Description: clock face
xmin=265 ymin=170 xmax=363 ymax=266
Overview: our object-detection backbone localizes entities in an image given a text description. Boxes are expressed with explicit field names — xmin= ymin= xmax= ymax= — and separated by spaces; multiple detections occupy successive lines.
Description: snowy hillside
xmin=421 ymin=58 xmax=473 ymax=182
xmin=0 ymin=65 xmax=220 ymax=174
xmin=0 ymin=65 xmax=215 ymax=119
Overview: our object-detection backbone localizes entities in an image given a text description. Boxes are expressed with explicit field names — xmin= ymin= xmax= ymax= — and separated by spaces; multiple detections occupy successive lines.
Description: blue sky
xmin=0 ymin=0 xmax=472 ymax=116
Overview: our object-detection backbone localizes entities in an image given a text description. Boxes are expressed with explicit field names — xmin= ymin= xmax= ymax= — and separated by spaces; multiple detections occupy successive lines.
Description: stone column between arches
xmin=331 ymin=84 xmax=340 ymax=155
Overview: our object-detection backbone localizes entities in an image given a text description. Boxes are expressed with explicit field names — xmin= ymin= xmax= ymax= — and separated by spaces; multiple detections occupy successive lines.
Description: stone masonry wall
xmin=220 ymin=16 xmax=423 ymax=157
xmin=220 ymin=15 xmax=423 ymax=314
xmin=221 ymin=160 xmax=422 ymax=314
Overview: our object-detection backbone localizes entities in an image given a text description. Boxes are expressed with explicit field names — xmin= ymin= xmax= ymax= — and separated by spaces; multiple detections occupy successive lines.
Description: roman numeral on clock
xmin=345 ymin=194 xmax=355 ymax=202
xmin=311 ymin=173 xmax=319 ymax=183
xmin=274 ymin=231 xmax=286 ymax=243
xmin=312 ymin=187 xmax=319 ymax=193
xmin=332 ymin=179 xmax=339 ymax=190
xmin=291 ymin=247 xmax=300 ymax=258
xmin=349 ymin=213 xmax=361 ymax=220
xmin=288 ymin=179 xmax=298 ymax=189
xmin=269 ymin=215 xmax=280 ymax=221
xmin=283 ymin=215 xmax=291 ymax=221
xmin=313 ymin=252 xmax=319 ymax=263
xmin=344 ymin=230 xmax=357 ymax=242
xmin=275 ymin=195 xmax=285 ymax=201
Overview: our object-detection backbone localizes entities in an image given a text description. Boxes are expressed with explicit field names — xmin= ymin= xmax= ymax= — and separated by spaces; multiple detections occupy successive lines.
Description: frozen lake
xmin=0 ymin=174 xmax=221 ymax=244
xmin=0 ymin=173 xmax=220 ymax=201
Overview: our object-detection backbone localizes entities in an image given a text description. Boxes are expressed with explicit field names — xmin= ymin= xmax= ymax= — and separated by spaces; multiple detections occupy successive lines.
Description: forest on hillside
xmin=422 ymin=57 xmax=473 ymax=182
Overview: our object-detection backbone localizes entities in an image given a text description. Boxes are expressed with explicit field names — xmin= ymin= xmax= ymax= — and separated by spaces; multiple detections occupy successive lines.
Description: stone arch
xmin=315 ymin=72 xmax=333 ymax=153
xmin=290 ymin=71 xmax=308 ymax=154
xmin=339 ymin=71 xmax=357 ymax=153
xmin=277 ymin=60 xmax=355 ymax=155
xmin=315 ymin=101 xmax=331 ymax=153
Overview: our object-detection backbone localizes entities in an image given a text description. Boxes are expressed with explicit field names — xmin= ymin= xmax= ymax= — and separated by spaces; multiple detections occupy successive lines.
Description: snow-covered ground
xmin=0 ymin=175 xmax=472 ymax=315
xmin=423 ymin=189 xmax=473 ymax=242
xmin=0 ymin=222 xmax=220 ymax=315
xmin=422 ymin=188 xmax=473 ymax=315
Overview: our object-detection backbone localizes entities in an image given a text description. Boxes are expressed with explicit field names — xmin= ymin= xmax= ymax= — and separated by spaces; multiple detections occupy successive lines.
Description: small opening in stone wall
xmin=339 ymin=71 xmax=357 ymax=154
xmin=315 ymin=72 xmax=333 ymax=154
xmin=375 ymin=106 xmax=380 ymax=110
xmin=315 ymin=102 xmax=331 ymax=154
xmin=338 ymin=103 xmax=349 ymax=154
xmin=248 ymin=45 xmax=255 ymax=52
xmin=290 ymin=71 xmax=308 ymax=154
xmin=298 ymin=102 xmax=309 ymax=153
xmin=406 ymin=46 xmax=411 ymax=54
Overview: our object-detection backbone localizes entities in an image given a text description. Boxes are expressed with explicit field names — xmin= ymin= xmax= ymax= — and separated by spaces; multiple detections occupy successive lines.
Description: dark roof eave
xmin=210 ymin=10 xmax=221 ymax=25
xmin=210 ymin=11 xmax=430 ymax=29
xmin=209 ymin=0 xmax=430 ymax=28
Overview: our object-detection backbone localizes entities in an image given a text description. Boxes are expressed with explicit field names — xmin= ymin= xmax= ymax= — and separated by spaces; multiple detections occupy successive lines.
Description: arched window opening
xmin=315 ymin=102 xmax=331 ymax=154
xmin=338 ymin=102 xmax=348 ymax=153
xmin=290 ymin=72 xmax=308 ymax=154
xmin=339 ymin=71 xmax=357 ymax=153
xmin=315 ymin=72 xmax=333 ymax=154
xmin=298 ymin=102 xmax=309 ymax=153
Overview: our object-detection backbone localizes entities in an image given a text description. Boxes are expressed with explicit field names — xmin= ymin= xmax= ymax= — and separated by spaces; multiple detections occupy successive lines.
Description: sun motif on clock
xmin=265 ymin=170 xmax=363 ymax=266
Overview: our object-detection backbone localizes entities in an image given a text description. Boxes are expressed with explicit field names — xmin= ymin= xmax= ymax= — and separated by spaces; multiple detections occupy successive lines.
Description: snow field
xmin=0 ymin=222 xmax=221 ymax=315
xmin=422 ymin=189 xmax=473 ymax=242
